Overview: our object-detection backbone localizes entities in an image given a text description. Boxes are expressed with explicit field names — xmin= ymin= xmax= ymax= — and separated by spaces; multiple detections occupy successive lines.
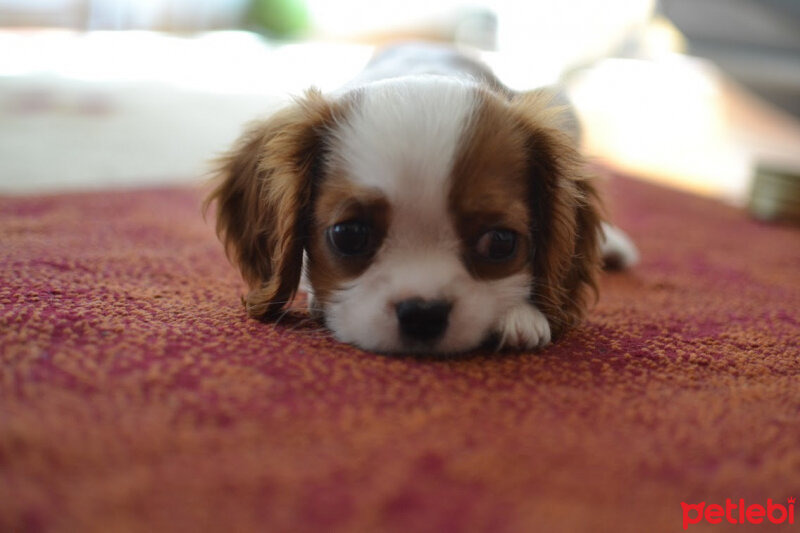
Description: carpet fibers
xmin=1 ymin=176 xmax=798 ymax=533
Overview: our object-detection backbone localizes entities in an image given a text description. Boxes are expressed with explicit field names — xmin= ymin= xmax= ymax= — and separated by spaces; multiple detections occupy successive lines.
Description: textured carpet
xmin=1 ymin=175 xmax=798 ymax=533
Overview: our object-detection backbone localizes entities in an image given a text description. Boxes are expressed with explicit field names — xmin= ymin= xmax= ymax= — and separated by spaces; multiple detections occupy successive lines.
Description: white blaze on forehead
xmin=331 ymin=77 xmax=478 ymax=211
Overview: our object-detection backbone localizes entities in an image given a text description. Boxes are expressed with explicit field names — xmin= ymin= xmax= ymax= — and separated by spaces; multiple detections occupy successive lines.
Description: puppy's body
xmin=207 ymin=43 xmax=637 ymax=354
xmin=338 ymin=43 xmax=509 ymax=94
xmin=340 ymin=44 xmax=581 ymax=141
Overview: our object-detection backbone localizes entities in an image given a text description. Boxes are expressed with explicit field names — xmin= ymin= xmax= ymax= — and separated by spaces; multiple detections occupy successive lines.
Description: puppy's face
xmin=206 ymin=78 xmax=601 ymax=354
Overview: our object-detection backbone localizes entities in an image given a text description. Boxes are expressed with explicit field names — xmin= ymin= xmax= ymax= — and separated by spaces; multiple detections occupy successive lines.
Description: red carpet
xmin=1 ymin=175 xmax=798 ymax=533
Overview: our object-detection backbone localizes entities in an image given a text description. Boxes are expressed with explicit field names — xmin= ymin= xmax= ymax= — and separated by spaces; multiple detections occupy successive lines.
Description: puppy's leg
xmin=495 ymin=303 xmax=552 ymax=350
xmin=600 ymin=222 xmax=639 ymax=270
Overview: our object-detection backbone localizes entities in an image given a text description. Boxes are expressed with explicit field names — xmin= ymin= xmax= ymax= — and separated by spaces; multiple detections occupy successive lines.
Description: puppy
xmin=205 ymin=43 xmax=637 ymax=354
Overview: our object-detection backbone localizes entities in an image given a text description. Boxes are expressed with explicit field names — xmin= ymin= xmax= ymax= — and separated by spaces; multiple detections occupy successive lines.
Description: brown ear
xmin=512 ymin=89 xmax=604 ymax=339
xmin=204 ymin=89 xmax=342 ymax=319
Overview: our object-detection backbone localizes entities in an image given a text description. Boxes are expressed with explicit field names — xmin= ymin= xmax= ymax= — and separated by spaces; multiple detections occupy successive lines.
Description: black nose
xmin=395 ymin=298 xmax=452 ymax=343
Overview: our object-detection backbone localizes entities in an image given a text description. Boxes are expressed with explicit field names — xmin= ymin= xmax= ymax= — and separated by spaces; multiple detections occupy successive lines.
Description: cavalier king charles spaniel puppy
xmin=205 ymin=43 xmax=637 ymax=354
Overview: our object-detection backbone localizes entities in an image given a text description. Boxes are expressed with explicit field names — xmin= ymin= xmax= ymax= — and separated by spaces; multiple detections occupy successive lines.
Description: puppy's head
xmin=205 ymin=79 xmax=602 ymax=354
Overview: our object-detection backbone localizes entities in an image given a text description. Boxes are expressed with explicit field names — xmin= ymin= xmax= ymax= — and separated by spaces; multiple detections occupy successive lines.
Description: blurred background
xmin=1 ymin=0 xmax=799 ymax=214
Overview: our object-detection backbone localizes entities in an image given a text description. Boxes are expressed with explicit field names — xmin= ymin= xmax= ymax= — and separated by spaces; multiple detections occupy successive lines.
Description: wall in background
xmin=662 ymin=0 xmax=800 ymax=117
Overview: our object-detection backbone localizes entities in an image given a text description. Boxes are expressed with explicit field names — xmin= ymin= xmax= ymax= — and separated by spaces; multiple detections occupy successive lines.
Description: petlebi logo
xmin=681 ymin=498 xmax=795 ymax=529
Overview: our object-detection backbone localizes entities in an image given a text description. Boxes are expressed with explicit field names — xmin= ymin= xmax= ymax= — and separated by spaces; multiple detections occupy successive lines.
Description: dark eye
xmin=327 ymin=221 xmax=373 ymax=256
xmin=475 ymin=229 xmax=517 ymax=261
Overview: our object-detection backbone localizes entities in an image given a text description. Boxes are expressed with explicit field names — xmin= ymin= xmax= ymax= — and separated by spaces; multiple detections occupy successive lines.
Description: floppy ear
xmin=204 ymin=89 xmax=341 ymax=319
xmin=512 ymin=89 xmax=604 ymax=339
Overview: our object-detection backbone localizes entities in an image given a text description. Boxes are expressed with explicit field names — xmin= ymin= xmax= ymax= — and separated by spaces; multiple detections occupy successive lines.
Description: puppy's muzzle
xmin=394 ymin=298 xmax=452 ymax=343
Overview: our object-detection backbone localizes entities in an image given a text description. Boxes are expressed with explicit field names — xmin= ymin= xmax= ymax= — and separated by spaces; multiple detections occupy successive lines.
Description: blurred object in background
xmin=749 ymin=164 xmax=800 ymax=225
xmin=249 ymin=0 xmax=308 ymax=38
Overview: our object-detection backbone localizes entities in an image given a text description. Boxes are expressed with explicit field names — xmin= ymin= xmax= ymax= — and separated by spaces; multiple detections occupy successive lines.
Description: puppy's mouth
xmin=385 ymin=330 xmax=449 ymax=356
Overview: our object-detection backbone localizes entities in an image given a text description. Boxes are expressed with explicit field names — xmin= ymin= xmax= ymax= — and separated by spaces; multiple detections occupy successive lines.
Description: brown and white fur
xmin=205 ymin=43 xmax=638 ymax=354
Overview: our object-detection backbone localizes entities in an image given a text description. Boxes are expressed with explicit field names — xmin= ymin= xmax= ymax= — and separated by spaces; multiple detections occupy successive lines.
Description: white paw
xmin=600 ymin=222 xmax=639 ymax=269
xmin=495 ymin=303 xmax=551 ymax=350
